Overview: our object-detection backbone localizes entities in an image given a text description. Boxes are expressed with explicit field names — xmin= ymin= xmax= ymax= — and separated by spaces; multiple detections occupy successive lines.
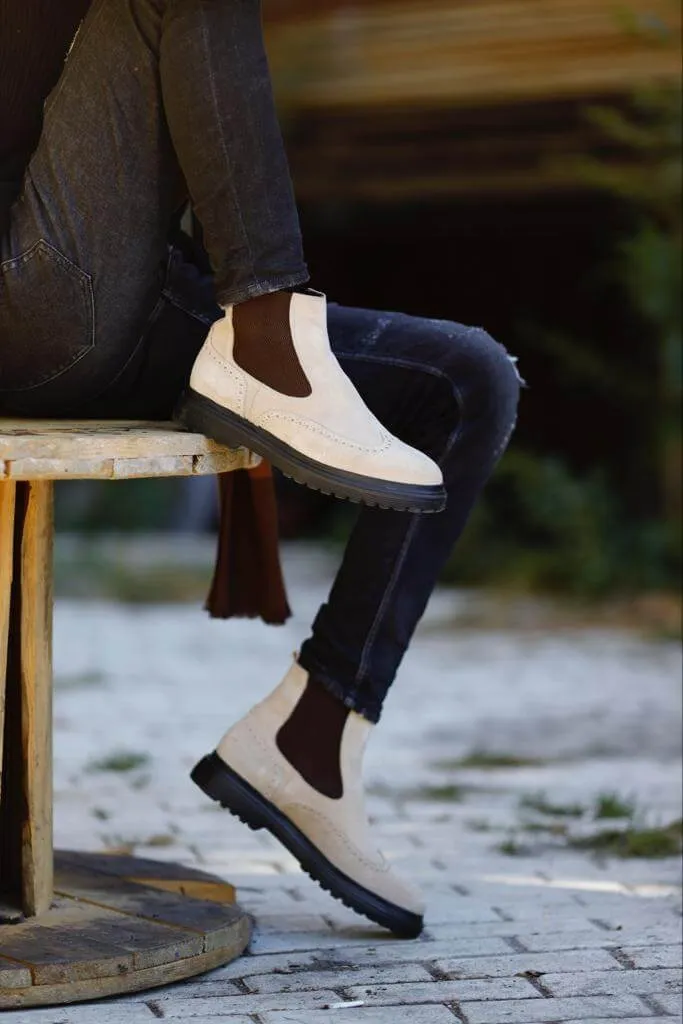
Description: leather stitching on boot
xmin=205 ymin=343 xmax=248 ymax=397
xmin=281 ymin=803 xmax=391 ymax=873
xmin=258 ymin=412 xmax=392 ymax=453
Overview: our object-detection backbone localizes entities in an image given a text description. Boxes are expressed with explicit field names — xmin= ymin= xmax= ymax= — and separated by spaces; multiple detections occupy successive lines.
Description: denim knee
xmin=436 ymin=323 xmax=522 ymax=468
xmin=472 ymin=329 xmax=521 ymax=441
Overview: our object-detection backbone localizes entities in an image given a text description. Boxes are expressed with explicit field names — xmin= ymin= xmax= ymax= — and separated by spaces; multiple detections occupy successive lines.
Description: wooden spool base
xmin=0 ymin=851 xmax=251 ymax=1008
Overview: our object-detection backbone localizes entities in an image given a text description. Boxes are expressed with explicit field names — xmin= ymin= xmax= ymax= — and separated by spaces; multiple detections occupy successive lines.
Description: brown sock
xmin=276 ymin=676 xmax=350 ymax=799
xmin=232 ymin=290 xmax=312 ymax=398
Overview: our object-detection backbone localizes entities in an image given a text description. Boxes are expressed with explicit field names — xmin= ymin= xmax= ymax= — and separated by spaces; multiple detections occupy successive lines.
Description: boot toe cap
xmin=379 ymin=438 xmax=443 ymax=488
xmin=375 ymin=870 xmax=426 ymax=918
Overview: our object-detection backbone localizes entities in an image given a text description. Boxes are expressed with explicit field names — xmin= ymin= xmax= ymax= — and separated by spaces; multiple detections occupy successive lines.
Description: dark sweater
xmin=0 ymin=0 xmax=91 ymax=235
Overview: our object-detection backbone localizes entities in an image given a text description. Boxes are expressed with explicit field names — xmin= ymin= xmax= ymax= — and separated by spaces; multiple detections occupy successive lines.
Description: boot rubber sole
xmin=191 ymin=752 xmax=424 ymax=939
xmin=175 ymin=389 xmax=446 ymax=514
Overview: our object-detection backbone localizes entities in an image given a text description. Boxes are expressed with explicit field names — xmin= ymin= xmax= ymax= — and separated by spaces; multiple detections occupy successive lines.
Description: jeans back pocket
xmin=0 ymin=239 xmax=94 ymax=392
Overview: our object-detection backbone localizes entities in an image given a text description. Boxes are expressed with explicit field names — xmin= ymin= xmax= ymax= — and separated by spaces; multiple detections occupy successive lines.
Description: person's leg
xmin=299 ymin=306 xmax=522 ymax=720
xmin=0 ymin=0 xmax=307 ymax=414
xmin=80 ymin=258 xmax=517 ymax=686
xmin=0 ymin=0 xmax=443 ymax=511
xmin=192 ymin=304 xmax=521 ymax=936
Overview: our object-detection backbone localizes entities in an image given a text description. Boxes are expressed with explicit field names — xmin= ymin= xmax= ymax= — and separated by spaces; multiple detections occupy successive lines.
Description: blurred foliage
xmin=578 ymin=85 xmax=682 ymax=524
xmin=443 ymin=450 xmax=677 ymax=597
xmin=56 ymin=478 xmax=185 ymax=532
xmin=447 ymin=78 xmax=681 ymax=599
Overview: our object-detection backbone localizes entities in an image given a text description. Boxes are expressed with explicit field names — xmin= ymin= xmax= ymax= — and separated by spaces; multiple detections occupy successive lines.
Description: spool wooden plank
xmin=17 ymin=481 xmax=54 ymax=918
xmin=0 ymin=853 xmax=251 ymax=1009
xmin=57 ymin=850 xmax=236 ymax=903
xmin=54 ymin=864 xmax=239 ymax=934
xmin=3 ymin=452 xmax=254 ymax=481
xmin=0 ymin=420 xmax=258 ymax=481
xmin=2 ymin=909 xmax=135 ymax=985
xmin=3 ymin=897 xmax=206 ymax=979
xmin=0 ymin=420 xmax=232 ymax=459
xmin=0 ymin=481 xmax=15 ymax=807
xmin=4 ymin=457 xmax=116 ymax=481
xmin=0 ymin=484 xmax=26 ymax=912
xmin=0 ymin=945 xmax=243 ymax=1009
xmin=0 ymin=961 xmax=32 ymax=989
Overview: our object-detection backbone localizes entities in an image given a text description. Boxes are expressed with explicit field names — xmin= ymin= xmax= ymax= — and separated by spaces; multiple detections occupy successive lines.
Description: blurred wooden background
xmin=262 ymin=0 xmax=682 ymax=199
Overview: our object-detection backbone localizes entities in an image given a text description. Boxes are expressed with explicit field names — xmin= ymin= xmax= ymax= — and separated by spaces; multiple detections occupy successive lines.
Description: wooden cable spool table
xmin=0 ymin=420 xmax=257 ymax=1008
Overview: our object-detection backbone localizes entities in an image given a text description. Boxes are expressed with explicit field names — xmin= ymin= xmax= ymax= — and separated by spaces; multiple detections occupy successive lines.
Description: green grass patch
xmin=55 ymin=671 xmax=106 ymax=691
xmin=88 ymin=751 xmax=151 ymax=774
xmin=466 ymin=818 xmax=496 ymax=833
xmin=410 ymin=784 xmax=467 ymax=803
xmin=497 ymin=836 xmax=533 ymax=856
xmin=369 ymin=782 xmax=469 ymax=803
xmin=80 ymin=565 xmax=209 ymax=603
xmin=570 ymin=820 xmax=683 ymax=859
xmin=145 ymin=834 xmax=176 ymax=848
xmin=519 ymin=791 xmax=585 ymax=817
xmin=594 ymin=792 xmax=637 ymax=819
xmin=438 ymin=751 xmax=545 ymax=771
xmin=520 ymin=821 xmax=569 ymax=836
xmin=54 ymin=545 xmax=212 ymax=604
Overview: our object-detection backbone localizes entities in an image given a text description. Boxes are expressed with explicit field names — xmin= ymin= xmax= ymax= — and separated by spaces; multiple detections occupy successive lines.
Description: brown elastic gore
xmin=233 ymin=291 xmax=312 ymax=398
xmin=276 ymin=677 xmax=349 ymax=800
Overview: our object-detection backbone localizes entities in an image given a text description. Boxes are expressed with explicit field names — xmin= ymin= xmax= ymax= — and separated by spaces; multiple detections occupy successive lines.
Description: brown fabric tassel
xmin=205 ymin=460 xmax=291 ymax=624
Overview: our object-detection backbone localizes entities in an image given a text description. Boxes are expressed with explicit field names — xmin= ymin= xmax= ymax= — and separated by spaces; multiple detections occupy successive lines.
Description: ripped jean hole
xmin=507 ymin=353 xmax=528 ymax=388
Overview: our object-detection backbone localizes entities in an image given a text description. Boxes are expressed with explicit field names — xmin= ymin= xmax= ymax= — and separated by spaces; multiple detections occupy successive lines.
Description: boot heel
xmin=191 ymin=753 xmax=423 ymax=938
xmin=174 ymin=391 xmax=248 ymax=451
xmin=191 ymin=754 xmax=268 ymax=831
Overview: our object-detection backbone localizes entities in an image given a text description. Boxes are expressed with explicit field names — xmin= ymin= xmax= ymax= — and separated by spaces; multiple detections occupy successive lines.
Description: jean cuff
xmin=297 ymin=650 xmax=382 ymax=725
xmin=216 ymin=270 xmax=310 ymax=308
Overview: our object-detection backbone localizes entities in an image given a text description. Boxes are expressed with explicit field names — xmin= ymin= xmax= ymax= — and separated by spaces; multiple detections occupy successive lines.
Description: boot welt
xmin=191 ymin=752 xmax=424 ymax=939
xmin=175 ymin=389 xmax=446 ymax=514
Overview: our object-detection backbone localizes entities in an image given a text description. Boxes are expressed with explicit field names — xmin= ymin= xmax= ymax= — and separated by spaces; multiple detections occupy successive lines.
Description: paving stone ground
xmin=7 ymin=539 xmax=682 ymax=1023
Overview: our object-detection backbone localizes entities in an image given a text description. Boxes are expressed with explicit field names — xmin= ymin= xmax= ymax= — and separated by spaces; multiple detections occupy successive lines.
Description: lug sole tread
xmin=191 ymin=753 xmax=423 ymax=939
xmin=175 ymin=389 xmax=446 ymax=514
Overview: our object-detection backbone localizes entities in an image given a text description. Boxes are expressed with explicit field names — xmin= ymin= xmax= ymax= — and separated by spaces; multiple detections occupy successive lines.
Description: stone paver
xmin=653 ymin=991 xmax=683 ymax=1015
xmin=261 ymin=1008 xmax=456 ymax=1024
xmin=152 ymin=992 xmax=342 ymax=1016
xmin=542 ymin=967 xmax=681 ymax=997
xmin=344 ymin=976 xmax=541 ymax=1004
xmin=513 ymin=926 xmax=681 ymax=953
xmin=25 ymin=538 xmax=681 ymax=1024
xmin=0 ymin=1009 xmax=175 ymax=1024
xmin=565 ymin=1020 xmax=676 ymax=1024
xmin=433 ymin=948 xmax=622 ymax=978
xmin=461 ymin=994 xmax=661 ymax=1023
xmin=244 ymin=962 xmax=432 ymax=992
xmin=622 ymin=946 xmax=683 ymax=969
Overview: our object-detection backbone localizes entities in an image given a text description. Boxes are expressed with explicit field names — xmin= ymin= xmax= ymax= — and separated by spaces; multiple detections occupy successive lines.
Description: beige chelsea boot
xmin=176 ymin=290 xmax=445 ymax=514
xmin=192 ymin=660 xmax=424 ymax=937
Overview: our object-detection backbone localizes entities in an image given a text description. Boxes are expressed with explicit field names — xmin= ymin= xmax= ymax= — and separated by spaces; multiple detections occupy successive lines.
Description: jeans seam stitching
xmin=338 ymin=352 xmax=467 ymax=434
xmin=338 ymin=351 xmax=456 ymax=384
xmin=199 ymin=4 xmax=258 ymax=296
xmin=39 ymin=0 xmax=109 ymax=148
xmin=218 ymin=273 xmax=309 ymax=307
xmin=92 ymin=293 xmax=167 ymax=400
xmin=355 ymin=515 xmax=420 ymax=686
xmin=345 ymin=354 xmax=466 ymax=690
xmin=161 ymin=289 xmax=216 ymax=326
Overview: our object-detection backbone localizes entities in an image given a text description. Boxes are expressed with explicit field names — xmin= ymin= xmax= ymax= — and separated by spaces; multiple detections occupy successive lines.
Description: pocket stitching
xmin=0 ymin=239 xmax=95 ymax=392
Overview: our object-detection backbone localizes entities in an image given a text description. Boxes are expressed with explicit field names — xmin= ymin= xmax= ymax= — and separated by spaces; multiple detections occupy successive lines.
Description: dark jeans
xmin=0 ymin=0 xmax=521 ymax=722
xmin=0 ymin=0 xmax=308 ymax=411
